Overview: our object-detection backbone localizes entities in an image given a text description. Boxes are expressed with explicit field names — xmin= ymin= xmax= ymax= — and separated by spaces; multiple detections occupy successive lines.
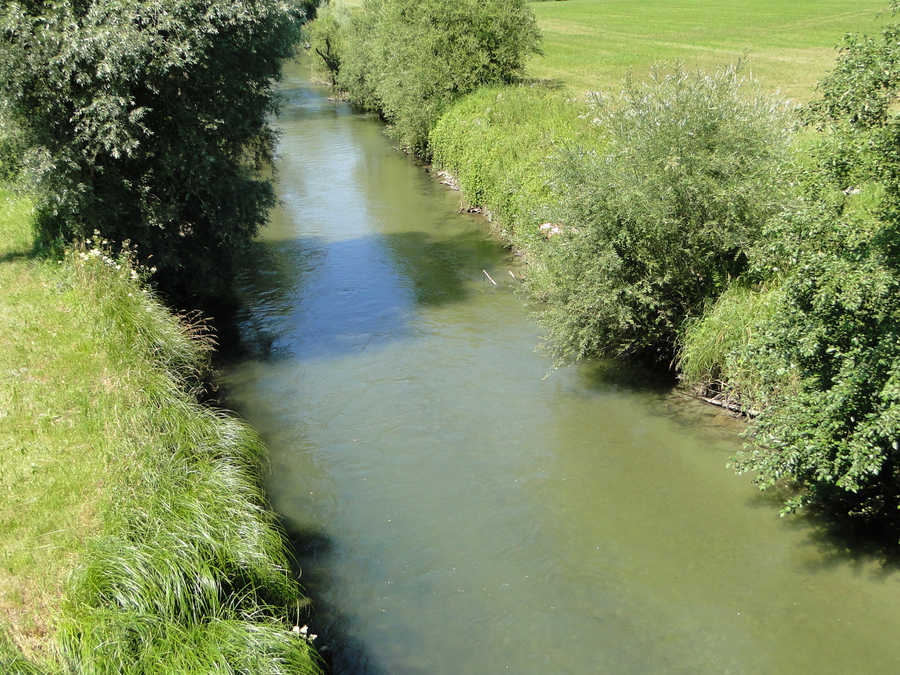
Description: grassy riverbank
xmin=0 ymin=187 xmax=320 ymax=672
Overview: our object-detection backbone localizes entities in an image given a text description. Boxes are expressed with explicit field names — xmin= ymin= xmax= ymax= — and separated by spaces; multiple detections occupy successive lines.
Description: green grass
xmin=430 ymin=85 xmax=600 ymax=244
xmin=0 ymin=188 xmax=320 ymax=672
xmin=0 ymin=190 xmax=109 ymax=660
xmin=528 ymin=0 xmax=890 ymax=100
xmin=676 ymin=283 xmax=789 ymax=406
xmin=333 ymin=0 xmax=890 ymax=99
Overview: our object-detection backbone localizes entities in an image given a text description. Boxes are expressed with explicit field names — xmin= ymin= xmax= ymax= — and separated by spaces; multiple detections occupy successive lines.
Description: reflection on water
xmin=220 ymin=60 xmax=900 ymax=674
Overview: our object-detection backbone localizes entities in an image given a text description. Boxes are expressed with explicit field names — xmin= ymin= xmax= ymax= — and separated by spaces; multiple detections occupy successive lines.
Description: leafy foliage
xmin=536 ymin=66 xmax=793 ymax=363
xmin=334 ymin=0 xmax=541 ymax=156
xmin=304 ymin=1 xmax=347 ymax=87
xmin=0 ymin=0 xmax=305 ymax=304
xmin=728 ymin=5 xmax=900 ymax=521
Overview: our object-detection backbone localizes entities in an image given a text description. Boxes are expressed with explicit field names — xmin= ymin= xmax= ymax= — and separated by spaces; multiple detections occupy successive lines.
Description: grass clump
xmin=677 ymin=283 xmax=788 ymax=409
xmin=0 ymin=188 xmax=320 ymax=672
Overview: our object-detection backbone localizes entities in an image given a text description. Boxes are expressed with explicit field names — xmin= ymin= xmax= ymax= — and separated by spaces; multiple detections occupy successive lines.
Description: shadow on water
xmin=744 ymin=484 xmax=900 ymax=576
xmin=219 ymin=228 xmax=509 ymax=363
xmin=576 ymin=357 xmax=677 ymax=395
xmin=279 ymin=518 xmax=390 ymax=675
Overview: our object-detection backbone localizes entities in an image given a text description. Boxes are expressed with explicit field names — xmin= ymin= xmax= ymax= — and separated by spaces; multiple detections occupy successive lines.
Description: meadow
xmin=528 ymin=0 xmax=889 ymax=100
xmin=331 ymin=0 xmax=890 ymax=100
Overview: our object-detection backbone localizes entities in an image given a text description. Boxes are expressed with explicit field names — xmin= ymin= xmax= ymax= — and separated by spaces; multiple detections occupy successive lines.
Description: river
xmin=219 ymin=61 xmax=900 ymax=674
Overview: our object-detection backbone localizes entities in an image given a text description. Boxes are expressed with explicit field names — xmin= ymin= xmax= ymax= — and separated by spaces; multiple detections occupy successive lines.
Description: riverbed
xmin=219 ymin=61 xmax=900 ymax=674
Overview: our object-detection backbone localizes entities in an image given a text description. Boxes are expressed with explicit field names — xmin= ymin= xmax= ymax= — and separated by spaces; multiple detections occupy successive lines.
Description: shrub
xmin=691 ymin=4 xmax=900 ymax=524
xmin=535 ymin=66 xmax=793 ymax=364
xmin=336 ymin=0 xmax=541 ymax=156
xmin=0 ymin=0 xmax=305 ymax=305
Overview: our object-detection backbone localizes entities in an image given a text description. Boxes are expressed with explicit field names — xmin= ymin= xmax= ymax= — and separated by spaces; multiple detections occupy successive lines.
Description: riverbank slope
xmin=0 ymin=187 xmax=320 ymax=672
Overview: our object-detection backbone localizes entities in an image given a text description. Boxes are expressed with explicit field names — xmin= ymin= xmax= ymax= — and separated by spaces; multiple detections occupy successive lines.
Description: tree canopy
xmin=0 ymin=0 xmax=306 ymax=304
xmin=311 ymin=0 xmax=541 ymax=156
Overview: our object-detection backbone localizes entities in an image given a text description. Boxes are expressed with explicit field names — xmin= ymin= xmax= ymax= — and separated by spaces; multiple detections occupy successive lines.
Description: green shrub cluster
xmin=538 ymin=67 xmax=793 ymax=363
xmin=309 ymin=0 xmax=541 ymax=156
xmin=0 ymin=0 xmax=305 ymax=305
xmin=432 ymin=67 xmax=794 ymax=364
xmin=677 ymin=4 xmax=900 ymax=522
xmin=431 ymin=38 xmax=899 ymax=524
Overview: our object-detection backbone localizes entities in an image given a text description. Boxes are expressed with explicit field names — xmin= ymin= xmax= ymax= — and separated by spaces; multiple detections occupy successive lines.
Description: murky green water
xmin=220 ymin=62 xmax=900 ymax=674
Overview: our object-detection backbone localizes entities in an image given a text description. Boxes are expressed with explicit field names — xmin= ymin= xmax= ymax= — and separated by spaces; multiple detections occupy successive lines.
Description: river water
xmin=219 ymin=62 xmax=900 ymax=674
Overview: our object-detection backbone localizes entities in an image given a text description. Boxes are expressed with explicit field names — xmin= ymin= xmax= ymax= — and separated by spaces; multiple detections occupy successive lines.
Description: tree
xmin=0 ymin=0 xmax=306 ymax=305
xmin=335 ymin=0 xmax=541 ymax=156
xmin=537 ymin=66 xmax=792 ymax=364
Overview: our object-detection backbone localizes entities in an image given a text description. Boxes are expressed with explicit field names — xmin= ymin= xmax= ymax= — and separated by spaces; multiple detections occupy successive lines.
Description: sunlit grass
xmin=528 ymin=0 xmax=889 ymax=100
xmin=0 ymin=187 xmax=320 ymax=672
xmin=0 ymin=188 xmax=112 ymax=660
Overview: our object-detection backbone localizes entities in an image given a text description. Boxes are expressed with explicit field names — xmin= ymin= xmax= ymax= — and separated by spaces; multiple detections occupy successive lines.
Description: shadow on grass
xmin=279 ymin=518 xmax=390 ymax=675
xmin=516 ymin=76 xmax=566 ymax=90
xmin=0 ymin=245 xmax=36 ymax=264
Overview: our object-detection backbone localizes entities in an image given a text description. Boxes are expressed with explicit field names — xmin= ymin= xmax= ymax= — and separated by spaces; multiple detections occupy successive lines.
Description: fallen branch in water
xmin=482 ymin=269 xmax=497 ymax=286
xmin=700 ymin=394 xmax=759 ymax=418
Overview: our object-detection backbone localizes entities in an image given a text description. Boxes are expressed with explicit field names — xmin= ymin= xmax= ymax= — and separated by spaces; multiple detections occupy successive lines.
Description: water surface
xmin=220 ymin=61 xmax=900 ymax=674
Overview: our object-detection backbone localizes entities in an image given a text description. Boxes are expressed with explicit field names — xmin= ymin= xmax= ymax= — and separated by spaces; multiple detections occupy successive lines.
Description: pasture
xmin=527 ymin=0 xmax=889 ymax=99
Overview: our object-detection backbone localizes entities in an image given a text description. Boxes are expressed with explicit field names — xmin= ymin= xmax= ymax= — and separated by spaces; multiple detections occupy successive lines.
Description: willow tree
xmin=0 ymin=0 xmax=306 ymax=304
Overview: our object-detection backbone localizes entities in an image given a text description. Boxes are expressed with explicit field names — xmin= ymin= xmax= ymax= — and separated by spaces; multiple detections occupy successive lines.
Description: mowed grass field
xmin=0 ymin=191 xmax=109 ymax=658
xmin=527 ymin=0 xmax=890 ymax=99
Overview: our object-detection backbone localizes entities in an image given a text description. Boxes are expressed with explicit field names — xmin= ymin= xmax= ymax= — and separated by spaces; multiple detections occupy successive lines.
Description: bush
xmin=696 ymin=4 xmax=900 ymax=524
xmin=336 ymin=0 xmax=541 ymax=156
xmin=667 ymin=1 xmax=900 ymax=526
xmin=535 ymin=66 xmax=793 ymax=364
xmin=0 ymin=0 xmax=305 ymax=305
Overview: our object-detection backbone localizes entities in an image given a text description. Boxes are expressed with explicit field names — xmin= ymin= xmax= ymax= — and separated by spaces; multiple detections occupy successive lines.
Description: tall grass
xmin=0 ymin=198 xmax=320 ymax=671
xmin=430 ymin=85 xmax=599 ymax=243
xmin=677 ymin=283 xmax=790 ymax=409
xmin=56 ymin=247 xmax=320 ymax=673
